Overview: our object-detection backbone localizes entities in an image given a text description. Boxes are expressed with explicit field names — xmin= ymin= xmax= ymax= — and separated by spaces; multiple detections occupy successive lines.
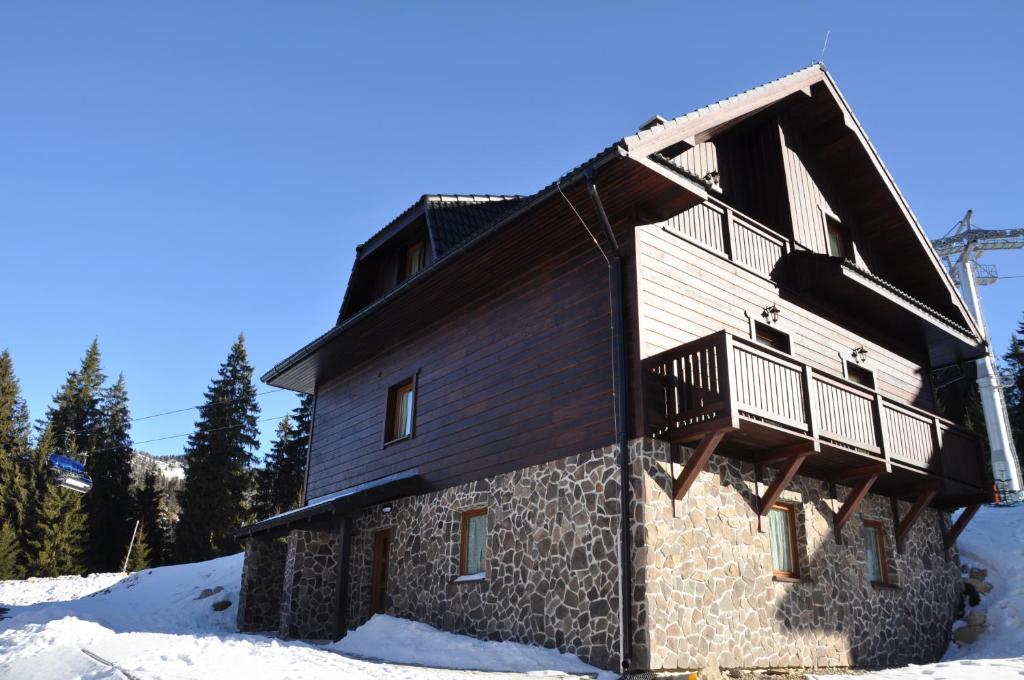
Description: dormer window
xmin=400 ymin=240 xmax=426 ymax=283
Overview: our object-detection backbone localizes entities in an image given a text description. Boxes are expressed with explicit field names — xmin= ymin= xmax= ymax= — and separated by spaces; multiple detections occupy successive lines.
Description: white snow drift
xmin=0 ymin=553 xmax=609 ymax=679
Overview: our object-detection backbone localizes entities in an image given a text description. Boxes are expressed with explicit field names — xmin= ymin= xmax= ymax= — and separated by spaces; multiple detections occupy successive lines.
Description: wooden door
xmin=370 ymin=529 xmax=391 ymax=614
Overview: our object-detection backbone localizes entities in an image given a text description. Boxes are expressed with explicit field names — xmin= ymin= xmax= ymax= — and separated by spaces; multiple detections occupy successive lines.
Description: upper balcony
xmin=659 ymin=194 xmax=984 ymax=368
xmin=642 ymin=331 xmax=991 ymax=521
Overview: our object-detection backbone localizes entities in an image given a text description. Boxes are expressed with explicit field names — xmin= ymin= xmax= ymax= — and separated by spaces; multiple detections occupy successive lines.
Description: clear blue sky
xmin=2 ymin=2 xmax=1022 ymax=458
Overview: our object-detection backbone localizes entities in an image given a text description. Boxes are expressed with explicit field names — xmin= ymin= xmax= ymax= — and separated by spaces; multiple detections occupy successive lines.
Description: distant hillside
xmin=131 ymin=450 xmax=185 ymax=520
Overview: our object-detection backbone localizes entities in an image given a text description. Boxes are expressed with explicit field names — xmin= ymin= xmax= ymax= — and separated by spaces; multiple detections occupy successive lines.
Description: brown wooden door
xmin=370 ymin=529 xmax=391 ymax=614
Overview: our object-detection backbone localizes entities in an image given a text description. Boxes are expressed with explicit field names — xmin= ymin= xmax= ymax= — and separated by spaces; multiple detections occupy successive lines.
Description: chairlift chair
xmin=46 ymin=453 xmax=93 ymax=493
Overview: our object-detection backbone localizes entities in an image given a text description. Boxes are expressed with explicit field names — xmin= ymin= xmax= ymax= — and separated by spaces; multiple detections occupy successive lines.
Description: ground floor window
xmin=768 ymin=503 xmax=799 ymax=579
xmin=459 ymin=507 xmax=488 ymax=576
xmin=863 ymin=519 xmax=889 ymax=585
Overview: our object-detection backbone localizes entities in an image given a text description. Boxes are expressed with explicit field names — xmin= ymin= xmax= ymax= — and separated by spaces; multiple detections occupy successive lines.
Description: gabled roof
xmin=617 ymin=63 xmax=981 ymax=341
xmin=265 ymin=65 xmax=983 ymax=390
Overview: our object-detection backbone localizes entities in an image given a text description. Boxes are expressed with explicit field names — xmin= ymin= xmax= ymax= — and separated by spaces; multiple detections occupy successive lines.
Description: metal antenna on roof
xmin=818 ymin=30 xmax=830 ymax=65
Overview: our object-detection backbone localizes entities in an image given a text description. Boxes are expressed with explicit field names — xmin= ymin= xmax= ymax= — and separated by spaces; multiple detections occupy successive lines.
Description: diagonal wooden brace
xmin=758 ymin=449 xmax=813 ymax=515
xmin=944 ymin=504 xmax=982 ymax=549
xmin=834 ymin=474 xmax=878 ymax=534
xmin=673 ymin=429 xmax=728 ymax=501
xmin=895 ymin=486 xmax=939 ymax=544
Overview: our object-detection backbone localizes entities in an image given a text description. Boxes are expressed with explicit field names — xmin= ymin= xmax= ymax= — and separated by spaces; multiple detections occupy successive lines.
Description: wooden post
xmin=944 ymin=504 xmax=982 ymax=550
xmin=872 ymin=394 xmax=891 ymax=473
xmin=673 ymin=429 xmax=727 ymax=501
xmin=895 ymin=487 xmax=939 ymax=545
xmin=834 ymin=475 xmax=878 ymax=534
xmin=723 ymin=207 xmax=735 ymax=261
xmin=758 ymin=452 xmax=812 ymax=516
xmin=122 ymin=519 xmax=140 ymax=573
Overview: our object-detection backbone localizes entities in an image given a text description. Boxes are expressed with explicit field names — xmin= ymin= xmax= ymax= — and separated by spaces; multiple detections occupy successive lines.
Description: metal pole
xmin=122 ymin=519 xmax=140 ymax=573
xmin=958 ymin=258 xmax=1023 ymax=496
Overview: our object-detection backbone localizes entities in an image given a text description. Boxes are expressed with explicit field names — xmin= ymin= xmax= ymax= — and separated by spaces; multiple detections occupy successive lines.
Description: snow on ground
xmin=0 ymin=553 xmax=611 ymax=679
xmin=0 ymin=572 xmax=126 ymax=607
xmin=810 ymin=502 xmax=1024 ymax=680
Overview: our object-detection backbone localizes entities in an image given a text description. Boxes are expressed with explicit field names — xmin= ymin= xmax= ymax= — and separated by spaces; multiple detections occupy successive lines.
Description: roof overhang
xmin=235 ymin=468 xmax=423 ymax=540
xmin=262 ymin=147 xmax=706 ymax=393
xmin=789 ymin=252 xmax=985 ymax=368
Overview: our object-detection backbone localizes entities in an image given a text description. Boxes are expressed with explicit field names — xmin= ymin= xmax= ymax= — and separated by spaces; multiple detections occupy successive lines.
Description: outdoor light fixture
xmin=851 ymin=346 xmax=868 ymax=364
xmin=381 ymin=504 xmax=393 ymax=515
xmin=761 ymin=304 xmax=781 ymax=324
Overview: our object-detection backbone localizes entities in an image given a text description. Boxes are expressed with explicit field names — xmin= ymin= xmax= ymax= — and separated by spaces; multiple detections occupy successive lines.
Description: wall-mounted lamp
xmin=851 ymin=346 xmax=868 ymax=364
xmin=381 ymin=504 xmax=393 ymax=515
xmin=761 ymin=304 xmax=781 ymax=325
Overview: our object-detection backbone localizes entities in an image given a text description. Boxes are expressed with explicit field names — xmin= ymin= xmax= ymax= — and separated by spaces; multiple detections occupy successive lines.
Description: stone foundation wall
xmin=630 ymin=438 xmax=962 ymax=672
xmin=237 ymin=536 xmax=288 ymax=632
xmin=279 ymin=526 xmax=345 ymax=640
xmin=347 ymin=445 xmax=624 ymax=670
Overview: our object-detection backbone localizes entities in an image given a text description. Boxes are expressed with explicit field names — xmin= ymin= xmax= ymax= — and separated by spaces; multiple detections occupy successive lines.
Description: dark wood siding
xmin=306 ymin=239 xmax=617 ymax=501
xmin=635 ymin=214 xmax=935 ymax=410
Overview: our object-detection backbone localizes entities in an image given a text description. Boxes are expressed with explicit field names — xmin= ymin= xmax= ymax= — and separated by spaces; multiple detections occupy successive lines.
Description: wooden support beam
xmin=673 ymin=429 xmax=728 ymax=501
xmin=834 ymin=474 xmax=878 ymax=534
xmin=758 ymin=451 xmax=812 ymax=516
xmin=759 ymin=442 xmax=817 ymax=466
xmin=829 ymin=462 xmax=886 ymax=485
xmin=944 ymin=504 xmax=982 ymax=550
xmin=895 ymin=487 xmax=939 ymax=544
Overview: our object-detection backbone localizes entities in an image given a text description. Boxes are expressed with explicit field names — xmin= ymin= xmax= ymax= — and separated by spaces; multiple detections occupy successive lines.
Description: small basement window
xmin=385 ymin=378 xmax=415 ymax=443
xmin=768 ymin=503 xmax=800 ymax=580
xmin=399 ymin=240 xmax=426 ymax=283
xmin=755 ymin=322 xmax=791 ymax=354
xmin=863 ymin=520 xmax=890 ymax=585
xmin=846 ymin=362 xmax=875 ymax=389
xmin=459 ymin=507 xmax=488 ymax=576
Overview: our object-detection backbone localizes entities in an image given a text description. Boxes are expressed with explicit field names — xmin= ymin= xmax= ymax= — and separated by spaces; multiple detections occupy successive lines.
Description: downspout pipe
xmin=585 ymin=170 xmax=633 ymax=672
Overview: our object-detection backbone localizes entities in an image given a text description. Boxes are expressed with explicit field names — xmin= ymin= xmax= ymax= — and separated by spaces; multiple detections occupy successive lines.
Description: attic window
xmin=754 ymin=322 xmax=791 ymax=354
xmin=399 ymin=240 xmax=426 ymax=283
xmin=825 ymin=218 xmax=849 ymax=259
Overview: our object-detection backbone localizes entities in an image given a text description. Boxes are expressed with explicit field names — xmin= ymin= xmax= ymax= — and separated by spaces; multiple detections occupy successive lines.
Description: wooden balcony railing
xmin=662 ymin=197 xmax=794 ymax=282
xmin=643 ymin=331 xmax=988 ymax=492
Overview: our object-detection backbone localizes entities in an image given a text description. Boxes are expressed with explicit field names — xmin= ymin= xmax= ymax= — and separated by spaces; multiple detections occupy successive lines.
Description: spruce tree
xmin=175 ymin=335 xmax=260 ymax=563
xmin=253 ymin=395 xmax=311 ymax=519
xmin=135 ymin=469 xmax=170 ymax=566
xmin=0 ymin=349 xmax=31 ymax=571
xmin=85 ymin=374 xmax=136 ymax=572
xmin=1003 ymin=318 xmax=1024 ymax=451
xmin=0 ymin=522 xmax=21 ymax=579
xmin=25 ymin=342 xmax=106 ymax=576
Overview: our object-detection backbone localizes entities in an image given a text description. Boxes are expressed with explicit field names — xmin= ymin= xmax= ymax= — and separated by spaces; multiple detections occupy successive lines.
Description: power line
xmin=75 ymin=413 xmax=292 ymax=458
xmin=58 ymin=387 xmax=290 ymax=439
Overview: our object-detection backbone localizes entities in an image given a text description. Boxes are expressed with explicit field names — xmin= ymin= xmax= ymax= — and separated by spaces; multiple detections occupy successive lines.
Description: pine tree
xmin=135 ymin=469 xmax=170 ymax=566
xmin=85 ymin=374 xmax=136 ymax=572
xmin=25 ymin=342 xmax=106 ymax=576
xmin=28 ymin=474 xmax=86 ymax=577
xmin=1003 ymin=318 xmax=1024 ymax=451
xmin=0 ymin=349 xmax=31 ymax=572
xmin=175 ymin=335 xmax=260 ymax=563
xmin=253 ymin=395 xmax=311 ymax=519
xmin=0 ymin=522 xmax=21 ymax=579
xmin=125 ymin=521 xmax=150 ymax=572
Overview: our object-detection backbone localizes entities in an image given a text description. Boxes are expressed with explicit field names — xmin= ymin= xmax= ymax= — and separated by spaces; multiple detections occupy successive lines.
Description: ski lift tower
xmin=931 ymin=210 xmax=1024 ymax=499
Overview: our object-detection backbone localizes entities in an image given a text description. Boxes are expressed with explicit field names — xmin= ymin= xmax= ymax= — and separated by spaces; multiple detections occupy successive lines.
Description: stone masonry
xmin=238 ymin=437 xmax=963 ymax=674
xmin=630 ymin=437 xmax=962 ymax=672
xmin=347 ymin=445 xmax=624 ymax=670
xmin=279 ymin=525 xmax=344 ymax=640
xmin=237 ymin=536 xmax=288 ymax=632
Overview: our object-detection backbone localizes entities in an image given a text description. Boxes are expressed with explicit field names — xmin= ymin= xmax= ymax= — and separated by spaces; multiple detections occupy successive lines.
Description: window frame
xmin=398 ymin=240 xmax=426 ymax=284
xmin=753 ymin=321 xmax=792 ymax=355
xmin=863 ymin=519 xmax=890 ymax=586
xmin=824 ymin=216 xmax=850 ymax=260
xmin=383 ymin=373 xmax=418 ymax=446
xmin=458 ymin=507 xmax=488 ymax=576
xmin=767 ymin=502 xmax=801 ymax=581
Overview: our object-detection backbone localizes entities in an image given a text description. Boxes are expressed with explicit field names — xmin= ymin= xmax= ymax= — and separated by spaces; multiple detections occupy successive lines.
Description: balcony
xmin=660 ymin=196 xmax=984 ymax=368
xmin=643 ymin=331 xmax=991 ymax=519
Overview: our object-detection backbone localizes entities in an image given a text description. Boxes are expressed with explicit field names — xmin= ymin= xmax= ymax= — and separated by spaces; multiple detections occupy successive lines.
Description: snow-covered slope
xmin=0 ymin=554 xmax=610 ymax=679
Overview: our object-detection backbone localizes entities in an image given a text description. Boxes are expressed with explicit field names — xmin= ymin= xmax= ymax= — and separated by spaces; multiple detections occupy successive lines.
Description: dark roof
xmin=426 ymin=196 xmax=526 ymax=258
